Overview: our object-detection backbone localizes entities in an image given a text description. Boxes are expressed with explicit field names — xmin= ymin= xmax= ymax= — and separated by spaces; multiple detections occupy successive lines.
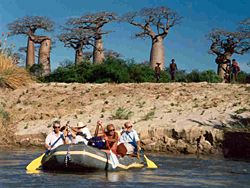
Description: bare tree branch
xmin=58 ymin=27 xmax=95 ymax=50
xmin=208 ymin=27 xmax=250 ymax=57
xmin=8 ymin=16 xmax=54 ymax=36
xmin=121 ymin=6 xmax=182 ymax=40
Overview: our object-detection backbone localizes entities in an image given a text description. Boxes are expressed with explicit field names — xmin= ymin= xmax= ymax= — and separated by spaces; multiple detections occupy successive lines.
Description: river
xmin=0 ymin=148 xmax=250 ymax=188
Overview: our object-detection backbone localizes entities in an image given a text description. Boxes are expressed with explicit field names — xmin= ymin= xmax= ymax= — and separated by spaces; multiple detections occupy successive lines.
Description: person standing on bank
xmin=45 ymin=120 xmax=68 ymax=150
xmin=232 ymin=59 xmax=240 ymax=81
xmin=154 ymin=63 xmax=161 ymax=82
xmin=169 ymin=59 xmax=178 ymax=81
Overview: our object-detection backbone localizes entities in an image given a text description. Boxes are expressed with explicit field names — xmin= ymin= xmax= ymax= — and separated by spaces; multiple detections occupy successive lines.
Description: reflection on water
xmin=0 ymin=149 xmax=250 ymax=188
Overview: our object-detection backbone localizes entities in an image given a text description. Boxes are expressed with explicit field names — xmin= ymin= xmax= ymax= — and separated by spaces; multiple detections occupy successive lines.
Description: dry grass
xmin=0 ymin=53 xmax=34 ymax=89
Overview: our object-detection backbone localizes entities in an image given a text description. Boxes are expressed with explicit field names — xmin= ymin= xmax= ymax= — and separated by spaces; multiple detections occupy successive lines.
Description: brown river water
xmin=0 ymin=148 xmax=250 ymax=188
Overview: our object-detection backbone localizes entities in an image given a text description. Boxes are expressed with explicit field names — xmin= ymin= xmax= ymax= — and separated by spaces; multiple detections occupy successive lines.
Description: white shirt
xmin=73 ymin=127 xmax=92 ymax=145
xmin=45 ymin=131 xmax=64 ymax=150
xmin=119 ymin=129 xmax=139 ymax=143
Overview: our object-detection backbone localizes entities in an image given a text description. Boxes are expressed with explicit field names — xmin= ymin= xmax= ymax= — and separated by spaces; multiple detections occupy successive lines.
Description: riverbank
xmin=0 ymin=82 xmax=249 ymax=156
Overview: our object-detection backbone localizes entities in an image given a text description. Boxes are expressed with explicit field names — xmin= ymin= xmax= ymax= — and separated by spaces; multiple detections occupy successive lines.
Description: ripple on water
xmin=0 ymin=150 xmax=250 ymax=188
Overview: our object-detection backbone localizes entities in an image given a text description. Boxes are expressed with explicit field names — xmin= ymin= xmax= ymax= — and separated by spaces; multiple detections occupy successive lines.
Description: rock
xmin=200 ymin=140 xmax=213 ymax=153
xmin=141 ymin=138 xmax=154 ymax=145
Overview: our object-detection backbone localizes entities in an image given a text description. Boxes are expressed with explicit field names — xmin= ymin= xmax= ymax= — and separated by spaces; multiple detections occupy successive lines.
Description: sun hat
xmin=76 ymin=122 xmax=85 ymax=128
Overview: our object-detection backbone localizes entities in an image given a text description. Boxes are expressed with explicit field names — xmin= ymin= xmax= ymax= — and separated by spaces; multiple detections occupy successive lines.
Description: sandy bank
xmin=0 ymin=82 xmax=249 ymax=155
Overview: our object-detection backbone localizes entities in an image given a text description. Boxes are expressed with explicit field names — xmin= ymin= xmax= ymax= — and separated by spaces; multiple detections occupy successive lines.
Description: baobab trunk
xmin=217 ymin=63 xmax=227 ymax=79
xmin=38 ymin=39 xmax=51 ymax=76
xmin=75 ymin=48 xmax=83 ymax=65
xmin=26 ymin=37 xmax=35 ymax=68
xmin=217 ymin=53 xmax=232 ymax=81
xmin=150 ymin=37 xmax=165 ymax=70
xmin=93 ymin=36 xmax=105 ymax=64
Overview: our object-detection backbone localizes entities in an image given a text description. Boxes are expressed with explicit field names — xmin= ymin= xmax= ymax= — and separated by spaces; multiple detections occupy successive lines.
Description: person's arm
xmin=45 ymin=143 xmax=51 ymax=150
xmin=134 ymin=131 xmax=141 ymax=151
xmin=95 ymin=120 xmax=106 ymax=137
xmin=137 ymin=141 xmax=141 ymax=151
xmin=45 ymin=134 xmax=51 ymax=150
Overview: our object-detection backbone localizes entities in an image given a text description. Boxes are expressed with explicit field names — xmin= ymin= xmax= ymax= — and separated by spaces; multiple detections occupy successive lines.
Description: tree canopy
xmin=122 ymin=6 xmax=182 ymax=39
xmin=8 ymin=16 xmax=54 ymax=36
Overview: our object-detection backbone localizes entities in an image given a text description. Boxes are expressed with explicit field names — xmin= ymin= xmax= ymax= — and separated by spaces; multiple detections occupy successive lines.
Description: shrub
xmin=41 ymin=57 xmax=248 ymax=84
xmin=237 ymin=71 xmax=250 ymax=83
xmin=128 ymin=63 xmax=155 ymax=82
xmin=174 ymin=70 xmax=187 ymax=82
xmin=186 ymin=69 xmax=201 ymax=82
xmin=112 ymin=107 xmax=133 ymax=120
xmin=200 ymin=70 xmax=222 ymax=83
xmin=0 ymin=53 xmax=34 ymax=89
xmin=29 ymin=64 xmax=44 ymax=77
xmin=186 ymin=69 xmax=222 ymax=83
xmin=0 ymin=106 xmax=9 ymax=122
xmin=141 ymin=110 xmax=155 ymax=121
xmin=88 ymin=58 xmax=130 ymax=83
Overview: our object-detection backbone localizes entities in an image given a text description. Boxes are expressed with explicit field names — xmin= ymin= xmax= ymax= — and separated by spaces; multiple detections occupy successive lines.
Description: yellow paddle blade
xmin=144 ymin=155 xmax=158 ymax=169
xmin=26 ymin=153 xmax=45 ymax=172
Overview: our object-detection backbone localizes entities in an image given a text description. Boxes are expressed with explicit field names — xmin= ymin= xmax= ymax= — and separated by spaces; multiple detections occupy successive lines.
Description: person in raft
xmin=45 ymin=120 xmax=68 ymax=150
xmin=70 ymin=122 xmax=92 ymax=145
xmin=94 ymin=121 xmax=119 ymax=152
xmin=119 ymin=121 xmax=141 ymax=156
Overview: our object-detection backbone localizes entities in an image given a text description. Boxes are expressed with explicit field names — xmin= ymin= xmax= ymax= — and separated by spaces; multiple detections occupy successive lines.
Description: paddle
xmin=125 ymin=131 xmax=158 ymax=169
xmin=26 ymin=134 xmax=64 ymax=172
xmin=143 ymin=154 xmax=158 ymax=169
xmin=109 ymin=150 xmax=119 ymax=169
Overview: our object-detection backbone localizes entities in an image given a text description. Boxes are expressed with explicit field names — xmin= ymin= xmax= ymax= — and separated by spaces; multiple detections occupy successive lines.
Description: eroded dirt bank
xmin=0 ymin=82 xmax=249 ymax=156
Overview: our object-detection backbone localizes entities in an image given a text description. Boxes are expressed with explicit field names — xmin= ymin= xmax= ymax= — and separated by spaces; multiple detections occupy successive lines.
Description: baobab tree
xmin=58 ymin=21 xmax=95 ymax=64
xmin=70 ymin=12 xmax=117 ymax=64
xmin=104 ymin=49 xmax=121 ymax=59
xmin=208 ymin=18 xmax=250 ymax=79
xmin=31 ymin=35 xmax=52 ymax=75
xmin=122 ymin=7 xmax=182 ymax=69
xmin=82 ymin=49 xmax=121 ymax=61
xmin=8 ymin=16 xmax=53 ymax=74
xmin=239 ymin=18 xmax=250 ymax=33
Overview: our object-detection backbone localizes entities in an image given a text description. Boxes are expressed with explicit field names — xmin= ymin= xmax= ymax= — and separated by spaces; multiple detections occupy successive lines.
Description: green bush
xmin=174 ymin=70 xmax=187 ymax=82
xmin=29 ymin=64 xmax=44 ymax=77
xmin=186 ymin=69 xmax=221 ymax=83
xmin=88 ymin=58 xmax=130 ymax=83
xmin=41 ymin=57 xmax=248 ymax=84
xmin=186 ymin=69 xmax=201 ymax=82
xmin=237 ymin=71 xmax=250 ymax=83
xmin=112 ymin=107 xmax=133 ymax=120
xmin=200 ymin=70 xmax=222 ymax=83
xmin=128 ymin=63 xmax=155 ymax=82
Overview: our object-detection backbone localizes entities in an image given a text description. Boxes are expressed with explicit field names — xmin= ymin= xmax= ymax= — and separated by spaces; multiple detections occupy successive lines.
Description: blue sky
xmin=0 ymin=0 xmax=249 ymax=72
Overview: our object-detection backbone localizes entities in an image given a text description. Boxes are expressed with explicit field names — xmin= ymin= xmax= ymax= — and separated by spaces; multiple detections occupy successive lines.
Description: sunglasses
xmin=126 ymin=126 xmax=132 ymax=129
xmin=54 ymin=126 xmax=60 ymax=129
xmin=108 ymin=129 xmax=115 ymax=132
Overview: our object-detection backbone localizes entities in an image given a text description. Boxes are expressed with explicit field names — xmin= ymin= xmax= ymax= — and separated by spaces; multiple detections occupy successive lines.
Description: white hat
xmin=76 ymin=122 xmax=85 ymax=128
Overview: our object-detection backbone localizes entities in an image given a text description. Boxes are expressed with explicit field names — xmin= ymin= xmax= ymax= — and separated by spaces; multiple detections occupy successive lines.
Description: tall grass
xmin=0 ymin=53 xmax=34 ymax=89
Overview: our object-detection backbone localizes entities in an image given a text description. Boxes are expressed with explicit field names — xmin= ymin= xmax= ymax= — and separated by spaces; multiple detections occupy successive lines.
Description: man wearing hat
xmin=71 ymin=122 xmax=92 ymax=144
xmin=154 ymin=62 xmax=161 ymax=82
